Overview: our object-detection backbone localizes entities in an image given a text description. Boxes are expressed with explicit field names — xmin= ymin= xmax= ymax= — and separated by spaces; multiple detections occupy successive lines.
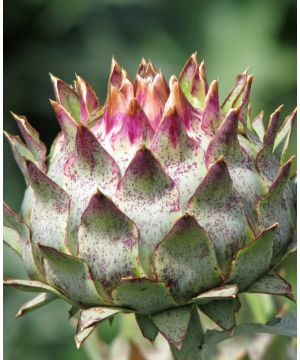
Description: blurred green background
xmin=4 ymin=0 xmax=296 ymax=359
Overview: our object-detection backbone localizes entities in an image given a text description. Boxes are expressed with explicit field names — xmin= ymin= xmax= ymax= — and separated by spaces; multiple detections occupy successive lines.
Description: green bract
xmin=4 ymin=54 xmax=296 ymax=353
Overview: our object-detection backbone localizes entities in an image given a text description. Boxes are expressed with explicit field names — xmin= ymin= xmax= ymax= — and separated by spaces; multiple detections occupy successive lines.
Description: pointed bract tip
xmin=169 ymin=75 xmax=178 ymax=88
xmin=242 ymin=66 xmax=250 ymax=75
xmin=273 ymin=104 xmax=284 ymax=115
xmin=127 ymin=98 xmax=140 ymax=116
xmin=10 ymin=111 xmax=24 ymax=120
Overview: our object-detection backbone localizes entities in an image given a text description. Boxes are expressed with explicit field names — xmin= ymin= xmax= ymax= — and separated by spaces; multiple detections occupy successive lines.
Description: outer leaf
xmin=205 ymin=107 xmax=267 ymax=221
xmin=256 ymin=106 xmax=284 ymax=182
xmin=199 ymin=299 xmax=237 ymax=330
xmin=273 ymin=108 xmax=297 ymax=162
xmin=202 ymin=80 xmax=220 ymax=134
xmin=155 ymin=215 xmax=222 ymax=302
xmin=171 ymin=307 xmax=204 ymax=360
xmin=238 ymin=75 xmax=253 ymax=124
xmin=50 ymin=74 xmax=81 ymax=122
xmin=137 ymin=73 xmax=169 ymax=130
xmin=111 ymin=278 xmax=176 ymax=314
xmin=151 ymin=105 xmax=206 ymax=208
xmin=4 ymin=132 xmax=36 ymax=183
xmin=78 ymin=307 xmax=121 ymax=332
xmin=4 ymin=203 xmax=40 ymax=279
xmin=221 ymin=70 xmax=247 ymax=114
xmin=135 ymin=314 xmax=158 ymax=342
xmin=227 ymin=224 xmax=276 ymax=290
xmin=257 ymin=158 xmax=294 ymax=264
xmin=75 ymin=325 xmax=96 ymax=349
xmin=78 ymin=190 xmax=143 ymax=294
xmin=26 ymin=161 xmax=70 ymax=253
xmin=247 ymin=273 xmax=293 ymax=299
xmin=16 ymin=293 xmax=57 ymax=317
xmin=179 ymin=53 xmax=208 ymax=108
xmin=12 ymin=112 xmax=47 ymax=171
xmin=76 ymin=75 xmax=100 ymax=124
xmin=3 ymin=203 xmax=24 ymax=256
xmin=65 ymin=125 xmax=120 ymax=253
xmin=39 ymin=245 xmax=108 ymax=306
xmin=252 ymin=111 xmax=265 ymax=142
xmin=151 ymin=306 xmax=194 ymax=349
xmin=188 ymin=158 xmax=254 ymax=274
xmin=190 ymin=284 xmax=238 ymax=305
xmin=3 ymin=278 xmax=62 ymax=297
xmin=203 ymin=312 xmax=296 ymax=348
xmin=116 ymin=147 xmax=180 ymax=275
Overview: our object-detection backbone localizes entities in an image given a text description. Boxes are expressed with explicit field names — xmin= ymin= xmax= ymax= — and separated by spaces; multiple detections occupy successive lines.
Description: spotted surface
xmin=151 ymin=306 xmax=193 ymax=348
xmin=227 ymin=224 xmax=276 ymax=290
xmin=155 ymin=215 xmax=222 ymax=302
xmin=13 ymin=113 xmax=47 ymax=171
xmin=257 ymin=159 xmax=294 ymax=264
xmin=117 ymin=148 xmax=180 ymax=274
xmin=247 ymin=273 xmax=292 ymax=297
xmin=78 ymin=191 xmax=142 ymax=295
xmin=188 ymin=159 xmax=254 ymax=274
xmin=5 ymin=55 xmax=296 ymax=321
xmin=112 ymin=278 xmax=176 ymax=314
xmin=206 ymin=108 xmax=267 ymax=221
xmin=78 ymin=307 xmax=121 ymax=332
xmin=151 ymin=106 xmax=206 ymax=208
xmin=27 ymin=161 xmax=70 ymax=253
xmin=40 ymin=245 xmax=107 ymax=306
xmin=199 ymin=299 xmax=237 ymax=330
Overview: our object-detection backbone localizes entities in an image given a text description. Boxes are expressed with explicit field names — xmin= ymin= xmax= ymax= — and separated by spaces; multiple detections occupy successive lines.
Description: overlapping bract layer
xmin=4 ymin=54 xmax=296 ymax=349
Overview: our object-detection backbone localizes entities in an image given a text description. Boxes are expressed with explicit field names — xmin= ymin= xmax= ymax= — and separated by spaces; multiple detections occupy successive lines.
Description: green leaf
xmin=257 ymin=158 xmax=294 ymax=265
xmin=3 ymin=278 xmax=62 ymax=297
xmin=190 ymin=284 xmax=239 ymax=305
xmin=135 ymin=314 xmax=158 ymax=342
xmin=170 ymin=307 xmax=204 ymax=360
xmin=204 ymin=312 xmax=296 ymax=348
xmin=252 ymin=111 xmax=265 ymax=142
xmin=221 ymin=70 xmax=247 ymax=114
xmin=227 ymin=224 xmax=276 ymax=290
xmin=16 ymin=293 xmax=57 ymax=317
xmin=78 ymin=307 xmax=122 ymax=333
xmin=273 ymin=108 xmax=296 ymax=163
xmin=199 ymin=299 xmax=238 ymax=330
xmin=155 ymin=215 xmax=222 ymax=302
xmin=50 ymin=74 xmax=81 ymax=122
xmin=39 ymin=245 xmax=109 ymax=306
xmin=112 ymin=278 xmax=176 ymax=314
xmin=151 ymin=306 xmax=193 ymax=349
xmin=247 ymin=273 xmax=294 ymax=300
xmin=12 ymin=112 xmax=47 ymax=171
